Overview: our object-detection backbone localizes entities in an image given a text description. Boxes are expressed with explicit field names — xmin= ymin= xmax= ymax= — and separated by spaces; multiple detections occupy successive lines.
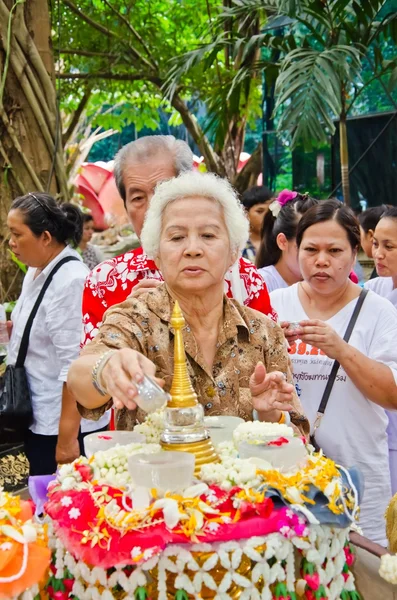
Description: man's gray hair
xmin=113 ymin=135 xmax=193 ymax=202
xmin=141 ymin=171 xmax=249 ymax=259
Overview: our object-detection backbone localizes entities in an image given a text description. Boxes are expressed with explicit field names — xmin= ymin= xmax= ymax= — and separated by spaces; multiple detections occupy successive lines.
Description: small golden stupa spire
xmin=160 ymin=300 xmax=219 ymax=475
xmin=167 ymin=301 xmax=197 ymax=408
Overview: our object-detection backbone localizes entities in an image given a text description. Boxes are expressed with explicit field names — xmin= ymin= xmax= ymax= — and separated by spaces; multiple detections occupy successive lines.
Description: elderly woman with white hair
xmin=68 ymin=173 xmax=308 ymax=434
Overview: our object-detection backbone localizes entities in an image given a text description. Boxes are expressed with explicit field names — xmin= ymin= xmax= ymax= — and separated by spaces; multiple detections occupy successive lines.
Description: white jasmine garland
xmin=216 ymin=440 xmax=239 ymax=459
xmin=200 ymin=457 xmax=260 ymax=490
xmin=134 ymin=409 xmax=166 ymax=443
xmin=233 ymin=421 xmax=293 ymax=447
xmin=48 ymin=525 xmax=358 ymax=600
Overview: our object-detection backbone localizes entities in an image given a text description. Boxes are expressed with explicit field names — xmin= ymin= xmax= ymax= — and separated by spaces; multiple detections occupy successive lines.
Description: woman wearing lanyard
xmin=270 ymin=200 xmax=397 ymax=545
xmin=6 ymin=192 xmax=107 ymax=476
xmin=365 ymin=206 xmax=397 ymax=495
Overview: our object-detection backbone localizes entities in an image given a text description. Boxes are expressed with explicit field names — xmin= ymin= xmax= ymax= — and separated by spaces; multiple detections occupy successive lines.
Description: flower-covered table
xmin=42 ymin=420 xmax=363 ymax=600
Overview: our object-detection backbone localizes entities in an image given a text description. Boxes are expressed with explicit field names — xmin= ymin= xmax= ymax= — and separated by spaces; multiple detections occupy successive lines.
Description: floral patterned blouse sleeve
xmin=263 ymin=323 xmax=310 ymax=437
xmin=80 ymin=298 xmax=147 ymax=357
xmin=77 ymin=298 xmax=147 ymax=421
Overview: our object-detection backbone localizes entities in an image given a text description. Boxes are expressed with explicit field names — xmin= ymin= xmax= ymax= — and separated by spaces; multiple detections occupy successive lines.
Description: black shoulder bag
xmin=0 ymin=256 xmax=80 ymax=443
xmin=310 ymin=288 xmax=368 ymax=451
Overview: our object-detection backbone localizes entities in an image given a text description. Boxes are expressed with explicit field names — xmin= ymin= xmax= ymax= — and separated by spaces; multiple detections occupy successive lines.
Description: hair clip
xmin=269 ymin=189 xmax=298 ymax=219
xmin=269 ymin=200 xmax=282 ymax=218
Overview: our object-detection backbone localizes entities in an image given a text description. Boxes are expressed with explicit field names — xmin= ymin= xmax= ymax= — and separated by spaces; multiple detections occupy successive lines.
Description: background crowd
xmin=3 ymin=134 xmax=397 ymax=559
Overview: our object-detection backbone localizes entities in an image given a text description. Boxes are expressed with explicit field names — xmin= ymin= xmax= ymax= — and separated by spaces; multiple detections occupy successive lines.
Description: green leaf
xmin=168 ymin=110 xmax=183 ymax=127
xmin=7 ymin=250 xmax=27 ymax=274
xmin=388 ymin=66 xmax=397 ymax=92
xmin=274 ymin=46 xmax=360 ymax=150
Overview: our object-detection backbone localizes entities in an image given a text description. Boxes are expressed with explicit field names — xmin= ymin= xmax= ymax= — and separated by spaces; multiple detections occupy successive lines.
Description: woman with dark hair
xmin=358 ymin=205 xmax=389 ymax=279
xmin=6 ymin=193 xmax=94 ymax=475
xmin=365 ymin=206 xmax=397 ymax=495
xmin=240 ymin=185 xmax=273 ymax=262
xmin=270 ymin=199 xmax=397 ymax=545
xmin=256 ymin=190 xmax=318 ymax=292
xmin=358 ymin=205 xmax=388 ymax=258
xmin=78 ymin=214 xmax=104 ymax=270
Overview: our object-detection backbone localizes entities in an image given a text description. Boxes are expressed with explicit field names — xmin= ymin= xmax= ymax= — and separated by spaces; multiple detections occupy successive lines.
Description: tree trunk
xmin=0 ymin=0 xmax=67 ymax=301
xmin=339 ymin=101 xmax=350 ymax=206
xmin=233 ymin=142 xmax=262 ymax=194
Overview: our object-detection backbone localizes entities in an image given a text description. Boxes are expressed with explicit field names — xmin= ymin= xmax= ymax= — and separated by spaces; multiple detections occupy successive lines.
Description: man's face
xmin=122 ymin=156 xmax=177 ymax=238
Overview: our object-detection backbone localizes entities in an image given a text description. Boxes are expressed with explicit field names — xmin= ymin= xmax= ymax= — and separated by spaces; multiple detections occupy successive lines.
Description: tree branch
xmin=6 ymin=30 xmax=56 ymax=134
xmin=233 ymin=142 xmax=262 ymax=193
xmin=100 ymin=0 xmax=159 ymax=70
xmin=0 ymin=1 xmax=56 ymax=108
xmin=0 ymin=103 xmax=44 ymax=191
xmin=0 ymin=0 xmax=24 ymax=105
xmin=0 ymin=139 xmax=26 ymax=194
xmin=62 ymin=0 xmax=156 ymax=72
xmin=0 ymin=0 xmax=68 ymax=199
xmin=9 ymin=49 xmax=56 ymax=160
xmin=59 ymin=48 xmax=119 ymax=59
xmin=57 ymin=71 xmax=156 ymax=82
xmin=62 ymin=85 xmax=92 ymax=147
xmin=170 ymin=93 xmax=225 ymax=176
xmin=7 ymin=40 xmax=69 ymax=198
xmin=346 ymin=67 xmax=397 ymax=114
xmin=62 ymin=0 xmax=115 ymax=37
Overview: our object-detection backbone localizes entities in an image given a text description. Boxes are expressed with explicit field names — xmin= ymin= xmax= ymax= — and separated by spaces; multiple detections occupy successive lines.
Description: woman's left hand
xmin=250 ymin=361 xmax=295 ymax=416
xmin=297 ymin=319 xmax=345 ymax=360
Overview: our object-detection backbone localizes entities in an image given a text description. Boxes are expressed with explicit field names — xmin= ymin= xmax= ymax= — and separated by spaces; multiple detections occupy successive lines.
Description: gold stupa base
xmin=161 ymin=437 xmax=219 ymax=476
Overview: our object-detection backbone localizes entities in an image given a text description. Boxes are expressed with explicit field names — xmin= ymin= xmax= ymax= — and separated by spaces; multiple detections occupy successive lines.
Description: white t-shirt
xmin=258 ymin=265 xmax=288 ymax=293
xmin=364 ymin=277 xmax=397 ymax=308
xmin=8 ymin=246 xmax=109 ymax=435
xmin=365 ymin=277 xmax=397 ymax=450
xmin=271 ymin=283 xmax=397 ymax=545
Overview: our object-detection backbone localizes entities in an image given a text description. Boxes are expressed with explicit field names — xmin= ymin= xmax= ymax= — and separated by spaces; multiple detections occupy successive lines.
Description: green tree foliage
xmin=57 ymin=0 xmax=397 ymax=200
xmin=169 ymin=0 xmax=397 ymax=203
xmin=57 ymin=0 xmax=266 ymax=188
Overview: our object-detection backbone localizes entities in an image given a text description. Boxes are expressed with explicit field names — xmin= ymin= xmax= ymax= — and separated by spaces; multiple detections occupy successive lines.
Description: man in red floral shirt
xmin=82 ymin=135 xmax=276 ymax=345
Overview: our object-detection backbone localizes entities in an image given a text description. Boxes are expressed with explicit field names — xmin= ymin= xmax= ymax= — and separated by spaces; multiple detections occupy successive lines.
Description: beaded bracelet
xmin=92 ymin=350 xmax=116 ymax=396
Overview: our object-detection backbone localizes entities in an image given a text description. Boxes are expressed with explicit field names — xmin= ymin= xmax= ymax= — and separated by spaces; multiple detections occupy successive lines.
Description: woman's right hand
xmin=99 ymin=348 xmax=159 ymax=410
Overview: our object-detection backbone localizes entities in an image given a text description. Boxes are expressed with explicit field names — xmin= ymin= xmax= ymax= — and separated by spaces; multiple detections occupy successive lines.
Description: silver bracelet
xmin=92 ymin=350 xmax=116 ymax=396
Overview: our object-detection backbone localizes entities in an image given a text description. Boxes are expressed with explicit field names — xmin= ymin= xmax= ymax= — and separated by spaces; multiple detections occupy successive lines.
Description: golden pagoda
xmin=160 ymin=301 xmax=219 ymax=475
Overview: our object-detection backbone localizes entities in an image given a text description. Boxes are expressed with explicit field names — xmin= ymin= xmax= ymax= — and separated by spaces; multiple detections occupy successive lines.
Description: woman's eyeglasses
xmin=29 ymin=192 xmax=52 ymax=217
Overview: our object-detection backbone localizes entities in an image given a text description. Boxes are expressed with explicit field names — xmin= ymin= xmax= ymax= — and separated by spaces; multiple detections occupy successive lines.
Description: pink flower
xmin=74 ymin=463 xmax=93 ymax=482
xmin=277 ymin=189 xmax=298 ymax=207
xmin=267 ymin=437 xmax=289 ymax=447
xmin=304 ymin=572 xmax=320 ymax=590
xmin=344 ymin=545 xmax=355 ymax=567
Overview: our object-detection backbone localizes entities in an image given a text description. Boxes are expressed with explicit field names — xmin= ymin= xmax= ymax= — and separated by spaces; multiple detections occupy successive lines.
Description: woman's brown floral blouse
xmin=78 ymin=285 xmax=309 ymax=435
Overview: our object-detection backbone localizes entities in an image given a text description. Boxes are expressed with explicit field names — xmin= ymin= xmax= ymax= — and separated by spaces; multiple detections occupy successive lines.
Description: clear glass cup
xmin=203 ymin=415 xmax=244 ymax=447
xmin=238 ymin=437 xmax=308 ymax=471
xmin=128 ymin=451 xmax=195 ymax=492
xmin=134 ymin=375 xmax=170 ymax=413
xmin=161 ymin=404 xmax=207 ymax=444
